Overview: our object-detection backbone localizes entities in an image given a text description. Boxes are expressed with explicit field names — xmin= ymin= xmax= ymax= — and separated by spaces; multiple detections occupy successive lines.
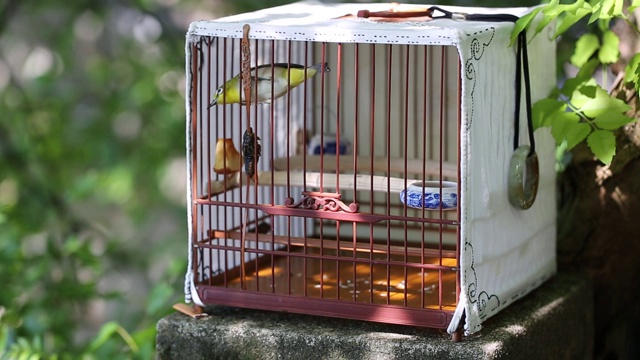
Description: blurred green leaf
xmin=571 ymin=33 xmax=599 ymax=67
xmin=593 ymin=113 xmax=635 ymax=130
xmin=624 ymin=53 xmax=640 ymax=87
xmin=598 ymin=30 xmax=619 ymax=64
xmin=597 ymin=0 xmax=625 ymax=19
xmin=85 ymin=322 xmax=120 ymax=354
xmin=511 ymin=9 xmax=542 ymax=46
xmin=146 ymin=283 xmax=175 ymax=317
xmin=555 ymin=6 xmax=591 ymax=37
xmin=587 ymin=129 xmax=616 ymax=164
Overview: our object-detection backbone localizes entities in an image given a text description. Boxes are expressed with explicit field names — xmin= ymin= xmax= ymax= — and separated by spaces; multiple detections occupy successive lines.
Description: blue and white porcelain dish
xmin=400 ymin=181 xmax=458 ymax=210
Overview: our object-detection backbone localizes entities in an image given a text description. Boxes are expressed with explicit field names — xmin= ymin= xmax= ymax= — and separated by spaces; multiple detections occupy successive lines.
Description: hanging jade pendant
xmin=508 ymin=145 xmax=539 ymax=210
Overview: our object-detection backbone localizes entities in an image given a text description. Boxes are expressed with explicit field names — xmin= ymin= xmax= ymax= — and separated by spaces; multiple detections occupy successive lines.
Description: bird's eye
xmin=215 ymin=87 xmax=223 ymax=95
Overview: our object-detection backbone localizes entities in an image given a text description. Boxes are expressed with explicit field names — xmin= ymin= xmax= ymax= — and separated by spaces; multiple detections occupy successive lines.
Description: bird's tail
xmin=312 ymin=62 xmax=330 ymax=73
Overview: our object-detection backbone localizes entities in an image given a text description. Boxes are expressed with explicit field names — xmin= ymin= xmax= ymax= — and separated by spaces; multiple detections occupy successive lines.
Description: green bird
xmin=209 ymin=62 xmax=330 ymax=107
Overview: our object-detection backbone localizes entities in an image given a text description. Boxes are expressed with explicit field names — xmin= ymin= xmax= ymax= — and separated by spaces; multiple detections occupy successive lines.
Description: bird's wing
xmin=251 ymin=76 xmax=272 ymax=82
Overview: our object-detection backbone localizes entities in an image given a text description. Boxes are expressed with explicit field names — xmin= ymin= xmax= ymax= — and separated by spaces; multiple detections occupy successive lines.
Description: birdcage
xmin=184 ymin=1 xmax=557 ymax=337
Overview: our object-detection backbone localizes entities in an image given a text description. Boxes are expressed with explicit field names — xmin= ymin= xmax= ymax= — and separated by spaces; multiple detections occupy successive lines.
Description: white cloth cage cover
xmin=184 ymin=1 xmax=557 ymax=335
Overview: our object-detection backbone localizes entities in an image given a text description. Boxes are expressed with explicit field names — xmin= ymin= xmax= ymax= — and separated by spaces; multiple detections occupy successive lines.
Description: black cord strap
xmin=427 ymin=7 xmax=535 ymax=157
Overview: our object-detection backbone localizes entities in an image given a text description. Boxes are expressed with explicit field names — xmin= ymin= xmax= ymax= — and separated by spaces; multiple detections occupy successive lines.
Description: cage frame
xmin=184 ymin=1 xmax=557 ymax=337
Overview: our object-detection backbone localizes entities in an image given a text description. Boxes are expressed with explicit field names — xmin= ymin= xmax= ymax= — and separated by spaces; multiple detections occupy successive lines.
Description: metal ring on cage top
xmin=508 ymin=145 xmax=539 ymax=210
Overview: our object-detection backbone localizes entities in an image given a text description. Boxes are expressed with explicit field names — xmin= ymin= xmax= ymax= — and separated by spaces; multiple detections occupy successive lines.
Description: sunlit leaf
xmin=511 ymin=9 xmax=541 ymax=46
xmin=624 ymin=53 xmax=640 ymax=84
xmin=555 ymin=7 xmax=591 ymax=37
xmin=571 ymin=33 xmax=600 ymax=67
xmin=590 ymin=0 xmax=624 ymax=21
xmin=512 ymin=0 xmax=561 ymax=42
xmin=574 ymin=85 xmax=631 ymax=118
xmin=589 ymin=0 xmax=603 ymax=23
xmin=598 ymin=30 xmax=619 ymax=64
xmin=593 ymin=113 xmax=635 ymax=130
xmin=601 ymin=0 xmax=615 ymax=17
xmin=609 ymin=0 xmax=624 ymax=18
xmin=536 ymin=0 xmax=574 ymax=35
xmin=541 ymin=0 xmax=562 ymax=16
xmin=587 ymin=129 xmax=616 ymax=164
xmin=571 ymin=84 xmax=599 ymax=108
xmin=591 ymin=0 xmax=614 ymax=21
xmin=631 ymin=0 xmax=640 ymax=12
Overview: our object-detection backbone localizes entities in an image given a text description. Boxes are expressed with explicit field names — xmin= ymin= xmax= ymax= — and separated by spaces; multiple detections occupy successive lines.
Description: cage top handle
xmin=428 ymin=6 xmax=539 ymax=209
xmin=426 ymin=6 xmax=519 ymax=23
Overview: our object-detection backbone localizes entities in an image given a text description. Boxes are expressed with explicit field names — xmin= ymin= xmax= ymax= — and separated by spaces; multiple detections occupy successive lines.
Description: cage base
xmin=195 ymin=247 xmax=457 ymax=329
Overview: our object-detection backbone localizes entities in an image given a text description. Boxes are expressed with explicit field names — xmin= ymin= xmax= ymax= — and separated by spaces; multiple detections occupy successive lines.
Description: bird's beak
xmin=208 ymin=98 xmax=217 ymax=108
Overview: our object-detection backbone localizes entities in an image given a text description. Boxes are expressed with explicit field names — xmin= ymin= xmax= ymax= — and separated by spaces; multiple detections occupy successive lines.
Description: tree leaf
xmin=566 ymin=122 xmax=593 ymax=150
xmin=587 ymin=129 xmax=616 ymax=164
xmin=613 ymin=0 xmax=624 ymax=17
xmin=555 ymin=7 xmax=591 ymax=37
xmin=590 ymin=0 xmax=624 ymax=21
xmin=570 ymin=84 xmax=598 ymax=108
xmin=560 ymin=59 xmax=600 ymax=97
xmin=550 ymin=110 xmax=591 ymax=150
xmin=624 ymin=53 xmax=640 ymax=84
xmin=598 ymin=30 xmax=620 ymax=64
xmin=511 ymin=9 xmax=541 ymax=46
xmin=589 ymin=0 xmax=603 ymax=23
xmin=508 ymin=4 xmax=566 ymax=46
xmin=593 ymin=113 xmax=635 ymax=130
xmin=85 ymin=321 xmax=120 ymax=353
xmin=535 ymin=11 xmax=557 ymax=35
xmin=601 ymin=0 xmax=615 ymax=18
xmin=574 ymin=85 xmax=631 ymax=118
xmin=532 ymin=98 xmax=566 ymax=129
xmin=636 ymin=63 xmax=640 ymax=93
xmin=571 ymin=33 xmax=600 ymax=67
xmin=631 ymin=0 xmax=640 ymax=12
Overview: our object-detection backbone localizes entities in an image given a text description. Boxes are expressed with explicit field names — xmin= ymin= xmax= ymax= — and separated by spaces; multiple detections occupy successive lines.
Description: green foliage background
xmin=0 ymin=0 xmax=333 ymax=358
xmin=0 ymin=0 xmax=189 ymax=358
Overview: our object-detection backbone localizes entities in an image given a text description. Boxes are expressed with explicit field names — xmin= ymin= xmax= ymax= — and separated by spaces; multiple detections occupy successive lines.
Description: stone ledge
xmin=157 ymin=273 xmax=592 ymax=359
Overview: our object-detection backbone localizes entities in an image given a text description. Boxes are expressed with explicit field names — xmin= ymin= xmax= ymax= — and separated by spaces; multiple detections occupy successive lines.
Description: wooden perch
xmin=202 ymin=171 xmax=423 ymax=199
xmin=273 ymin=155 xmax=457 ymax=179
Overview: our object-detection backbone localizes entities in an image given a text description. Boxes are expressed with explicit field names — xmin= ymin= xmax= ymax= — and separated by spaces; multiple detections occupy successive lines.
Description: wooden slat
xmin=273 ymin=155 xmax=457 ymax=178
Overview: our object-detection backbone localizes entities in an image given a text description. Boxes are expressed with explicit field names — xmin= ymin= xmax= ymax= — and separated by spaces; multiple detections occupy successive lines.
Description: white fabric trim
xmin=184 ymin=31 xmax=198 ymax=306
xmin=447 ymin=293 xmax=467 ymax=334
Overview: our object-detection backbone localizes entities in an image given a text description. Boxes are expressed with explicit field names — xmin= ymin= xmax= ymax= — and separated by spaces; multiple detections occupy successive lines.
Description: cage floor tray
xmin=201 ymin=246 xmax=458 ymax=310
